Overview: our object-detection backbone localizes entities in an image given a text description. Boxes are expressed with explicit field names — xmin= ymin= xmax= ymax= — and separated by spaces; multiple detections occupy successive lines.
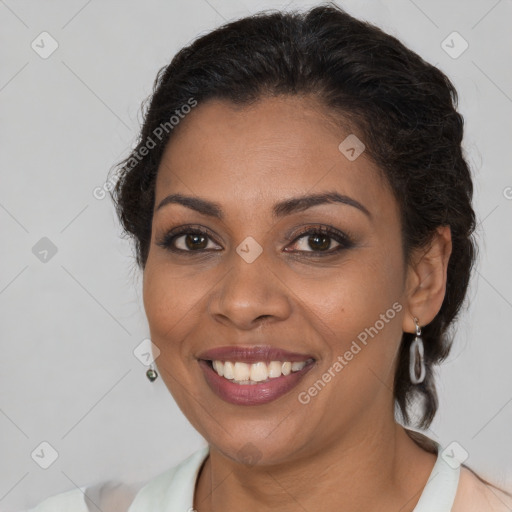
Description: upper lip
xmin=197 ymin=345 xmax=315 ymax=364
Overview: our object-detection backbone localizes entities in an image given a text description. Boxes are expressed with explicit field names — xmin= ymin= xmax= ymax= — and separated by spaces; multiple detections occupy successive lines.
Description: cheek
xmin=307 ymin=253 xmax=403 ymax=334
xmin=294 ymin=261 xmax=404 ymax=426
xmin=142 ymin=264 xmax=209 ymax=417
xmin=302 ymin=250 xmax=405 ymax=382
xmin=142 ymin=263 xmax=202 ymax=358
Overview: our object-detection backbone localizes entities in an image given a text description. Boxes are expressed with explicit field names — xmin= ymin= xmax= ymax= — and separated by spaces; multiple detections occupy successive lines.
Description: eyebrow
xmin=155 ymin=191 xmax=371 ymax=220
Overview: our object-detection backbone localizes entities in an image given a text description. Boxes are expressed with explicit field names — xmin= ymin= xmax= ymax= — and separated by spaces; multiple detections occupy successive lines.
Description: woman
xmin=28 ymin=3 xmax=512 ymax=511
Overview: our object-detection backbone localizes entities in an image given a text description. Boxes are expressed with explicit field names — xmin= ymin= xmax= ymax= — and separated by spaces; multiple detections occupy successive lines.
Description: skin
xmin=142 ymin=95 xmax=453 ymax=512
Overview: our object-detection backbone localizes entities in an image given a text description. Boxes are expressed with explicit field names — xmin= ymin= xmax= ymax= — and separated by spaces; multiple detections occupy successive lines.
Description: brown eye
xmin=156 ymin=227 xmax=221 ymax=252
xmin=157 ymin=225 xmax=354 ymax=256
xmin=286 ymin=226 xmax=352 ymax=254
xmin=180 ymin=233 xmax=209 ymax=250
xmin=299 ymin=233 xmax=337 ymax=251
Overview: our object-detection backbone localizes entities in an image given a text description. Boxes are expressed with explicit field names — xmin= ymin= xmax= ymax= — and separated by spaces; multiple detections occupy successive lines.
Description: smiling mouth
xmin=203 ymin=358 xmax=315 ymax=385
xmin=197 ymin=345 xmax=317 ymax=405
xmin=198 ymin=356 xmax=316 ymax=406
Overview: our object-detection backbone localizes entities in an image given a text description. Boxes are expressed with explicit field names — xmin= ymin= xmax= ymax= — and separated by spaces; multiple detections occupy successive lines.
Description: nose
xmin=207 ymin=253 xmax=292 ymax=330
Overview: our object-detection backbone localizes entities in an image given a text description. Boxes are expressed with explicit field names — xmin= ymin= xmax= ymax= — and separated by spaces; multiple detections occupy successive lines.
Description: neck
xmin=194 ymin=415 xmax=437 ymax=512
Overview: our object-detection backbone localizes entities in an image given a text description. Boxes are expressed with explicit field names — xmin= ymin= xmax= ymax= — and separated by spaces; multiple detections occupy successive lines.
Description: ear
xmin=402 ymin=226 xmax=452 ymax=334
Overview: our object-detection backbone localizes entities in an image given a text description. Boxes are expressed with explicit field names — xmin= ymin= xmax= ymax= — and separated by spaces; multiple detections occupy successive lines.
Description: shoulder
xmin=452 ymin=465 xmax=512 ymax=512
xmin=26 ymin=487 xmax=88 ymax=512
xmin=27 ymin=446 xmax=210 ymax=512
xmin=26 ymin=480 xmax=143 ymax=512
xmin=129 ymin=445 xmax=210 ymax=509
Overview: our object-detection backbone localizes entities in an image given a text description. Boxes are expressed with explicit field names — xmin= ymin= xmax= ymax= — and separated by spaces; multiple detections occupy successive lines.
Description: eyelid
xmin=156 ymin=223 xmax=355 ymax=254
xmin=155 ymin=224 xmax=222 ymax=251
xmin=286 ymin=225 xmax=354 ymax=253
xmin=288 ymin=224 xmax=352 ymax=242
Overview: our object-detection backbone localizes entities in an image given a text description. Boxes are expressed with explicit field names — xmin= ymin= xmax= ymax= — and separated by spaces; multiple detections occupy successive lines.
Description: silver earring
xmin=409 ymin=317 xmax=426 ymax=384
xmin=146 ymin=363 xmax=158 ymax=382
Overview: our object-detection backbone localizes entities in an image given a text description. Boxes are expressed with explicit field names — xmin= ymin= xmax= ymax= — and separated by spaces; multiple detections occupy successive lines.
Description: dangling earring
xmin=146 ymin=363 xmax=158 ymax=382
xmin=409 ymin=317 xmax=426 ymax=384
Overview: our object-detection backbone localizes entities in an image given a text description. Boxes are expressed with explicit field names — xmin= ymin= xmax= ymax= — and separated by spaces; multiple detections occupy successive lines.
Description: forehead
xmin=155 ymin=96 xmax=393 ymax=219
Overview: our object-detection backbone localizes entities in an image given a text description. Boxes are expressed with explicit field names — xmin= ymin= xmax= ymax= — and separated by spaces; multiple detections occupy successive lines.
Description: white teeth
xmin=210 ymin=359 xmax=312 ymax=383
xmin=233 ymin=362 xmax=250 ymax=381
xmin=223 ymin=361 xmax=234 ymax=380
xmin=250 ymin=362 xmax=268 ymax=382
xmin=212 ymin=360 xmax=224 ymax=377
xmin=268 ymin=361 xmax=282 ymax=378
xmin=291 ymin=361 xmax=306 ymax=372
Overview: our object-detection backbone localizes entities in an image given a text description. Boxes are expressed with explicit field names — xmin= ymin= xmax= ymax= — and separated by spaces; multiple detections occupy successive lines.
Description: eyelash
xmin=156 ymin=224 xmax=355 ymax=256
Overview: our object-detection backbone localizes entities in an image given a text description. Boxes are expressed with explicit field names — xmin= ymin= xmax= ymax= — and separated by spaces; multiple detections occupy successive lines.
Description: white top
xmin=25 ymin=442 xmax=464 ymax=512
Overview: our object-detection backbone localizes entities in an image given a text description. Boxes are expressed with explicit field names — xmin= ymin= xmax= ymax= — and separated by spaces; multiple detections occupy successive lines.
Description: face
xmin=143 ymin=95 xmax=410 ymax=465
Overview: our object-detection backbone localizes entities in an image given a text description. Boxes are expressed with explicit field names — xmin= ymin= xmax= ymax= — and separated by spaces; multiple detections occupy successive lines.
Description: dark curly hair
xmin=109 ymin=2 xmax=477 ymax=430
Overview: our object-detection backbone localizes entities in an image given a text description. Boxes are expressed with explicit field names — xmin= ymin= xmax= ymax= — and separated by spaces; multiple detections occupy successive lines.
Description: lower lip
xmin=198 ymin=359 xmax=315 ymax=406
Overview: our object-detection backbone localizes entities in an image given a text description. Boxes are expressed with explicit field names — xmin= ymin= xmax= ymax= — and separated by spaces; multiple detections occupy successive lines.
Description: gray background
xmin=1 ymin=0 xmax=511 ymax=510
